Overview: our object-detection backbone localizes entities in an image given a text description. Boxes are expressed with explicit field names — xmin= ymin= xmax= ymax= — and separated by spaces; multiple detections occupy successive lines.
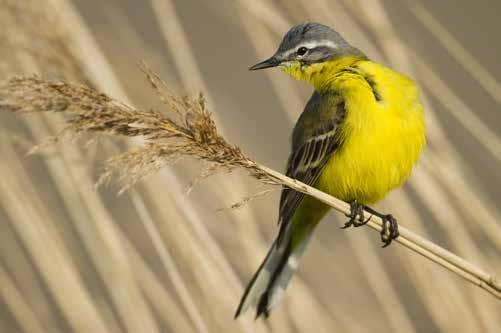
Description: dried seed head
xmin=0 ymin=67 xmax=277 ymax=192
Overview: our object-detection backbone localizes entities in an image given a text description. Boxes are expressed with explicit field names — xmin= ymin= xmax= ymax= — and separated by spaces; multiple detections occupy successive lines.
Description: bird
xmin=235 ymin=22 xmax=426 ymax=319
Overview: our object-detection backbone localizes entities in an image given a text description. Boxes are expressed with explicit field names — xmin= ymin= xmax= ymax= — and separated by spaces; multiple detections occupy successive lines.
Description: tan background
xmin=0 ymin=0 xmax=500 ymax=332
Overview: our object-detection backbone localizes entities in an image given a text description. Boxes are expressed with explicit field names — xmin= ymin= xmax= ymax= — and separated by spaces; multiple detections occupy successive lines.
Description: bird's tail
xmin=234 ymin=223 xmax=313 ymax=318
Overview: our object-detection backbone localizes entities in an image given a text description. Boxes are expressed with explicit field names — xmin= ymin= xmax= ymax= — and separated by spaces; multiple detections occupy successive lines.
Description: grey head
xmin=250 ymin=22 xmax=364 ymax=70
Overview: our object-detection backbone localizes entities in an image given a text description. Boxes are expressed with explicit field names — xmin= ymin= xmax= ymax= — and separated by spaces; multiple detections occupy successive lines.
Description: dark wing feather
xmin=278 ymin=91 xmax=346 ymax=235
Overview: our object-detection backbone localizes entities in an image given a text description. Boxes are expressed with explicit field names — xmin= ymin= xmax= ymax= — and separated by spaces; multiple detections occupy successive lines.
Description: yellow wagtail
xmin=236 ymin=22 xmax=425 ymax=318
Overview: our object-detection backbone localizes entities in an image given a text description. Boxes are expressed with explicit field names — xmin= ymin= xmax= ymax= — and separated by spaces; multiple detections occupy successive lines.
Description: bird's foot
xmin=341 ymin=201 xmax=371 ymax=229
xmin=363 ymin=206 xmax=399 ymax=247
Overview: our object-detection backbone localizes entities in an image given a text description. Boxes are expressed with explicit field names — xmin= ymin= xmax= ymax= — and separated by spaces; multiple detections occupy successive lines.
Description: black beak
xmin=249 ymin=56 xmax=280 ymax=71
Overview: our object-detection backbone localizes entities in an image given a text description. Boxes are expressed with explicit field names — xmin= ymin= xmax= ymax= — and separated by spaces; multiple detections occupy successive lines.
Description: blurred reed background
xmin=0 ymin=0 xmax=500 ymax=332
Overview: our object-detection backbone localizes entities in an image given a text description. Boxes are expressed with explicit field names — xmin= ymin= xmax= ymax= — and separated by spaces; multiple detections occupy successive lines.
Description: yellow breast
xmin=315 ymin=61 xmax=426 ymax=204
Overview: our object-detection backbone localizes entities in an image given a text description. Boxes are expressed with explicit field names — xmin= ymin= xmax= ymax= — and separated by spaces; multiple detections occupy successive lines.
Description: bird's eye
xmin=297 ymin=47 xmax=308 ymax=56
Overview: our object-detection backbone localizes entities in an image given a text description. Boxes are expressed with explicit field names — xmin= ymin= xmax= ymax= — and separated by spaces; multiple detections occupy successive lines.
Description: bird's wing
xmin=278 ymin=91 xmax=346 ymax=233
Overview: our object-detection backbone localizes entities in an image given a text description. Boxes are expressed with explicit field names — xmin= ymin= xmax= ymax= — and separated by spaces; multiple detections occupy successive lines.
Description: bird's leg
xmin=341 ymin=200 xmax=370 ymax=229
xmin=341 ymin=202 xmax=398 ymax=247
xmin=363 ymin=206 xmax=399 ymax=247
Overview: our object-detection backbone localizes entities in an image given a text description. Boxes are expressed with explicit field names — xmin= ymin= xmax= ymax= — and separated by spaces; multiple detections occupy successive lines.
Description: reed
xmin=2 ymin=71 xmax=500 ymax=301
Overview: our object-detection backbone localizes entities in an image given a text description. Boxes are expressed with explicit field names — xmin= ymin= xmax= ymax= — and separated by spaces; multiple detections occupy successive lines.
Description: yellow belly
xmin=284 ymin=58 xmax=425 ymax=249
xmin=315 ymin=64 xmax=426 ymax=204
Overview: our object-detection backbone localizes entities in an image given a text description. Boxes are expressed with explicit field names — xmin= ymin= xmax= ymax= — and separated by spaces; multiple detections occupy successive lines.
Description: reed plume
xmin=0 ymin=71 xmax=271 ymax=194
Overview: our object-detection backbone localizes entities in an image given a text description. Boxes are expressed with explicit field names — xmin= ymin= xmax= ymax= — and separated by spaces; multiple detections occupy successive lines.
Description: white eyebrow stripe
xmin=281 ymin=40 xmax=338 ymax=57
xmin=299 ymin=40 xmax=338 ymax=50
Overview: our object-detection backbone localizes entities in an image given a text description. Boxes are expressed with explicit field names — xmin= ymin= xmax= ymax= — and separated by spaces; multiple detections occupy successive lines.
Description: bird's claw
xmin=380 ymin=214 xmax=399 ymax=247
xmin=348 ymin=205 xmax=399 ymax=247
xmin=341 ymin=201 xmax=371 ymax=229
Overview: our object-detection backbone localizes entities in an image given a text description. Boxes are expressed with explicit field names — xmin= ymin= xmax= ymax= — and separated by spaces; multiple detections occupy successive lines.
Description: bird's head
xmin=250 ymin=22 xmax=365 ymax=85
